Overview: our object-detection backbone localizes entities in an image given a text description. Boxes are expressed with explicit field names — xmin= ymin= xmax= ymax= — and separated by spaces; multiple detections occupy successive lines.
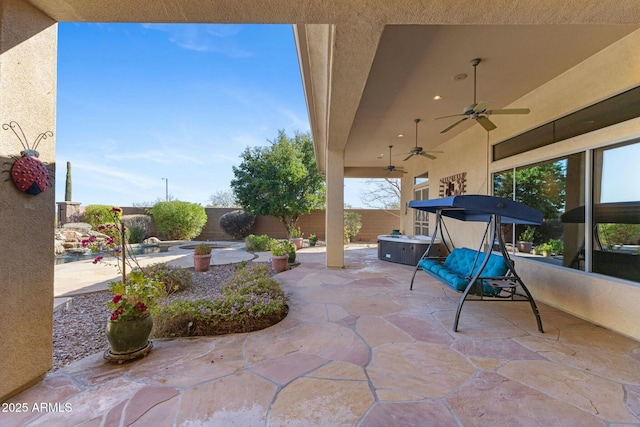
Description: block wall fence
xmin=58 ymin=203 xmax=401 ymax=243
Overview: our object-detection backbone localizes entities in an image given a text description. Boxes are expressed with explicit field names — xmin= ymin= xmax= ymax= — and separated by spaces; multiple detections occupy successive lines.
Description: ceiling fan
xmin=383 ymin=145 xmax=407 ymax=174
xmin=403 ymin=118 xmax=443 ymax=161
xmin=436 ymin=58 xmax=530 ymax=133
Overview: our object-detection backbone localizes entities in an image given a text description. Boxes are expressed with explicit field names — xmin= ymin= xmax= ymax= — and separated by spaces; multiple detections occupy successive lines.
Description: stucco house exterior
xmin=1 ymin=0 xmax=639 ymax=401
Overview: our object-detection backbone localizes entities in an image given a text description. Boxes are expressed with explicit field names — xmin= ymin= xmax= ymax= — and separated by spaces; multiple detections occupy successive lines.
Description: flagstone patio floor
xmin=5 ymin=245 xmax=640 ymax=426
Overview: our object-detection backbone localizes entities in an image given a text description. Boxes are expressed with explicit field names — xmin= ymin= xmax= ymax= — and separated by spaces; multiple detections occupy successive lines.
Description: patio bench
xmin=417 ymin=247 xmax=508 ymax=297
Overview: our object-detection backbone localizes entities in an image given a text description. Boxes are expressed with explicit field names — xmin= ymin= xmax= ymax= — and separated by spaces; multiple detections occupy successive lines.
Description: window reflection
xmin=591 ymin=141 xmax=640 ymax=282
xmin=494 ymin=141 xmax=640 ymax=282
xmin=494 ymin=153 xmax=585 ymax=270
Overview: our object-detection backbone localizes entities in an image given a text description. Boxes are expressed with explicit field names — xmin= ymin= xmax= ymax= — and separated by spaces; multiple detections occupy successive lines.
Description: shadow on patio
xmin=6 ymin=245 xmax=640 ymax=426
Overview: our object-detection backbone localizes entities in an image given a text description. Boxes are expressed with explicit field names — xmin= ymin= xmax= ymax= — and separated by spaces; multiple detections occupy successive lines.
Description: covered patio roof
xmin=23 ymin=0 xmax=640 ymax=178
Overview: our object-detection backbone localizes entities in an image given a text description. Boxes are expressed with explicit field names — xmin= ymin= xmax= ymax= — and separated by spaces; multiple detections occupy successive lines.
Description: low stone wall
xmin=58 ymin=204 xmax=400 ymax=243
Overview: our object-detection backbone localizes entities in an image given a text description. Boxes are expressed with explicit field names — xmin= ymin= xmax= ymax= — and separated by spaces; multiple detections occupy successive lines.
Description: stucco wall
xmin=400 ymin=29 xmax=640 ymax=340
xmin=0 ymin=0 xmax=57 ymax=402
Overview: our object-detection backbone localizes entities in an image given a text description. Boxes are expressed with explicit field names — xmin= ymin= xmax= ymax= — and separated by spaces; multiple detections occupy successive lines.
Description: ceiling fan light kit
xmin=436 ymin=58 xmax=530 ymax=133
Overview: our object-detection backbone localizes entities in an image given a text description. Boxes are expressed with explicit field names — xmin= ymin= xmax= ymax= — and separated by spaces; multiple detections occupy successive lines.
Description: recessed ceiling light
xmin=433 ymin=95 xmax=442 ymax=100
xmin=397 ymin=134 xmax=404 ymax=138
xmin=377 ymin=153 xmax=384 ymax=158
xmin=453 ymin=73 xmax=467 ymax=81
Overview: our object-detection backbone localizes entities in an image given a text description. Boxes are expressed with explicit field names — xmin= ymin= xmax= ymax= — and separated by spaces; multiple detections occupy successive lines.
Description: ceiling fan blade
xmin=477 ymin=116 xmax=497 ymax=131
xmin=435 ymin=113 xmax=466 ymax=120
xmin=403 ymin=153 xmax=414 ymax=161
xmin=440 ymin=117 xmax=468 ymax=133
xmin=473 ymin=102 xmax=490 ymax=113
xmin=420 ymin=152 xmax=437 ymax=160
xmin=487 ymin=108 xmax=530 ymax=115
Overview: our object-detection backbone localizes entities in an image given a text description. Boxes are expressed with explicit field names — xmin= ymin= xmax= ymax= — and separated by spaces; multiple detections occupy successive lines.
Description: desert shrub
xmin=152 ymin=264 xmax=287 ymax=337
xmin=219 ymin=210 xmax=255 ymax=239
xmin=127 ymin=226 xmax=146 ymax=244
xmin=150 ymin=201 xmax=207 ymax=240
xmin=245 ymin=234 xmax=275 ymax=252
xmin=122 ymin=214 xmax=151 ymax=243
xmin=344 ymin=211 xmax=362 ymax=241
xmin=547 ymin=238 xmax=563 ymax=255
xmin=84 ymin=205 xmax=122 ymax=230
xmin=141 ymin=263 xmax=193 ymax=296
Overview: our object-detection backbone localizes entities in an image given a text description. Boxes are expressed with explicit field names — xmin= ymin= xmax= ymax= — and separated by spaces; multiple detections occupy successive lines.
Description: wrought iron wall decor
xmin=439 ymin=172 xmax=467 ymax=197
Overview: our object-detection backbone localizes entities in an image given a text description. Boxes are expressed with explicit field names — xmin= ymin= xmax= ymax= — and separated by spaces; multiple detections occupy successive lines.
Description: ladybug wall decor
xmin=2 ymin=121 xmax=53 ymax=195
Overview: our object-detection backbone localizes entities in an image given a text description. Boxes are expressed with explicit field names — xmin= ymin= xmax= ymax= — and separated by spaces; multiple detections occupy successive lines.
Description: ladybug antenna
xmin=3 ymin=121 xmax=53 ymax=156
xmin=2 ymin=121 xmax=29 ymax=151
xmin=32 ymin=130 xmax=53 ymax=152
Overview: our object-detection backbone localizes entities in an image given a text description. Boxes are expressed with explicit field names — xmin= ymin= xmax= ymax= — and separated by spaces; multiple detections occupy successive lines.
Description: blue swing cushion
xmin=418 ymin=247 xmax=508 ymax=295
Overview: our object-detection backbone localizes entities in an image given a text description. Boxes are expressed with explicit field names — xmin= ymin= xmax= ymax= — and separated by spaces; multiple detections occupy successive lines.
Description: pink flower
xmin=111 ymin=207 xmax=122 ymax=213
xmin=92 ymin=255 xmax=104 ymax=264
xmin=97 ymin=225 xmax=105 ymax=231
xmin=106 ymin=237 xmax=114 ymax=245
xmin=81 ymin=239 xmax=89 ymax=247
xmin=112 ymin=294 xmax=122 ymax=304
xmin=114 ymin=249 xmax=121 ymax=254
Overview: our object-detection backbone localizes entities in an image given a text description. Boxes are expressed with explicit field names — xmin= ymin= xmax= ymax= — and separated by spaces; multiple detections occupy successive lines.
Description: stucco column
xmin=325 ymin=148 xmax=345 ymax=268
xmin=0 ymin=0 xmax=57 ymax=401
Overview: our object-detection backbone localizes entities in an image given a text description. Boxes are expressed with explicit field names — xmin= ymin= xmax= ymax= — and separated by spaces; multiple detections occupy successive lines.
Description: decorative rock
xmin=143 ymin=237 xmax=161 ymax=244
xmin=62 ymin=222 xmax=93 ymax=233
xmin=54 ymin=240 xmax=66 ymax=255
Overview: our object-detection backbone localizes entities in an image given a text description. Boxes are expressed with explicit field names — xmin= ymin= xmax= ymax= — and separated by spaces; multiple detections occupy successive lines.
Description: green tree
xmin=231 ymin=130 xmax=325 ymax=236
xmin=494 ymin=161 xmax=566 ymax=219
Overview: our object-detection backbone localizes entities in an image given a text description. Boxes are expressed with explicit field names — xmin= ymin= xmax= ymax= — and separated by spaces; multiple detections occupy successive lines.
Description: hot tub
xmin=377 ymin=235 xmax=445 ymax=265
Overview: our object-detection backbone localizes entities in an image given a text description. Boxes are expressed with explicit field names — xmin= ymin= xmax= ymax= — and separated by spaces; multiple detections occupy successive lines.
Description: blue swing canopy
xmin=408 ymin=195 xmax=543 ymax=225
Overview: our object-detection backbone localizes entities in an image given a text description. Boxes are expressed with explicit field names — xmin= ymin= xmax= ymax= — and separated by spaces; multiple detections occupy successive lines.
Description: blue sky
xmin=55 ymin=23 xmax=367 ymax=207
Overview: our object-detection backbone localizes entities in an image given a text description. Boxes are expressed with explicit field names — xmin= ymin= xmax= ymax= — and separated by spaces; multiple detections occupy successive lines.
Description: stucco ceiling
xmin=344 ymin=24 xmax=639 ymax=175
xmin=24 ymin=1 xmax=640 ymax=177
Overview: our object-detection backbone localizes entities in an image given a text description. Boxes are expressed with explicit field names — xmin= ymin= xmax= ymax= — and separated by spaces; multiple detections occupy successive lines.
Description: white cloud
xmin=141 ymin=24 xmax=253 ymax=57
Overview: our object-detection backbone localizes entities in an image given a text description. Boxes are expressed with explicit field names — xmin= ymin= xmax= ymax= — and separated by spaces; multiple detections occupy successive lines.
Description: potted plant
xmin=518 ymin=226 xmax=535 ymax=253
xmin=537 ymin=242 xmax=553 ymax=257
xmin=308 ymin=234 xmax=318 ymax=247
xmin=83 ymin=207 xmax=166 ymax=360
xmin=193 ymin=243 xmax=212 ymax=272
xmin=288 ymin=225 xmax=304 ymax=250
xmin=271 ymin=241 xmax=289 ymax=273
xmin=282 ymin=239 xmax=296 ymax=264
xmin=105 ymin=269 xmax=164 ymax=356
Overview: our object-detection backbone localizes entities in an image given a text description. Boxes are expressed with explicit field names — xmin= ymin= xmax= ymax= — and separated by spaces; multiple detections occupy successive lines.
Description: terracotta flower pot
xmin=518 ymin=241 xmax=533 ymax=253
xmin=106 ymin=314 xmax=153 ymax=355
xmin=271 ymin=254 xmax=289 ymax=273
xmin=290 ymin=237 xmax=303 ymax=250
xmin=193 ymin=254 xmax=212 ymax=272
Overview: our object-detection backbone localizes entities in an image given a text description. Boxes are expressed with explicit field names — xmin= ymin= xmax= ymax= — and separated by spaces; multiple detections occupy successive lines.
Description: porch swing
xmin=408 ymin=195 xmax=544 ymax=333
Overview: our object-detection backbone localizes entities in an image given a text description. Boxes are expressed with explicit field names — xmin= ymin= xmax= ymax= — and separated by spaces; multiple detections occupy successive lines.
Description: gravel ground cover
xmin=52 ymin=263 xmax=260 ymax=372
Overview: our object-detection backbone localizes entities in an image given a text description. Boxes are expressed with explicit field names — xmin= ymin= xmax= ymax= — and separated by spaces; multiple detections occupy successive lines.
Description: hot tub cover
xmin=408 ymin=195 xmax=543 ymax=225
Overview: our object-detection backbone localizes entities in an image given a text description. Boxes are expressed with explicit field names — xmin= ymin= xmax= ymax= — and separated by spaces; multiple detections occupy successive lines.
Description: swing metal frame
xmin=408 ymin=195 xmax=544 ymax=333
